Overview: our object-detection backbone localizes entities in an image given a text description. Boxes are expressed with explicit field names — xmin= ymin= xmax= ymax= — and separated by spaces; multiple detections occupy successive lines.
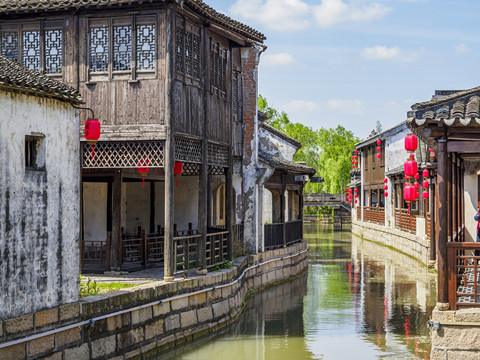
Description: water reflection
xmin=152 ymin=224 xmax=436 ymax=360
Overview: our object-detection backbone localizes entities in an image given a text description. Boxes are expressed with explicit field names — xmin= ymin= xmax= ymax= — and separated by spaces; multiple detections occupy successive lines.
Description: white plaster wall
xmin=464 ymin=173 xmax=477 ymax=242
xmin=174 ymin=176 xmax=199 ymax=231
xmin=126 ymin=182 xmax=150 ymax=235
xmin=385 ymin=126 xmax=409 ymax=174
xmin=232 ymin=172 xmax=243 ymax=224
xmin=155 ymin=181 xmax=165 ymax=229
xmin=263 ymin=189 xmax=273 ymax=223
xmin=258 ymin=127 xmax=297 ymax=160
xmin=83 ymin=183 xmax=107 ymax=241
xmin=0 ymin=90 xmax=80 ymax=319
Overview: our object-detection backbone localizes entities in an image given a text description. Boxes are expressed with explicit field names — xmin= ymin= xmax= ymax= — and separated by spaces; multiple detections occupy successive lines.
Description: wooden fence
xmin=363 ymin=206 xmax=385 ymax=226
xmin=395 ymin=208 xmax=416 ymax=234
xmin=264 ymin=220 xmax=303 ymax=250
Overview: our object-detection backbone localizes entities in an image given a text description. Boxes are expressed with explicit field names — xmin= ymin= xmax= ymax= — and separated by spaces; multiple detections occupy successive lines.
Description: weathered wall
xmin=174 ymin=176 xmax=199 ymax=231
xmin=352 ymin=220 xmax=430 ymax=266
xmin=0 ymin=90 xmax=80 ymax=319
xmin=258 ymin=126 xmax=297 ymax=160
xmin=430 ymin=308 xmax=480 ymax=360
xmin=0 ymin=242 xmax=307 ymax=360
xmin=83 ymin=182 xmax=108 ymax=241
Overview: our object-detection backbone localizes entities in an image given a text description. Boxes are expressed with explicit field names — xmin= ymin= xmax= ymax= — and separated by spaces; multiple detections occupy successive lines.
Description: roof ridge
xmin=413 ymin=86 xmax=480 ymax=110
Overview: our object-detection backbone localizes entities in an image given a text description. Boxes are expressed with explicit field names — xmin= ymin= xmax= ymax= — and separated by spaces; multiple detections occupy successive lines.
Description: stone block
xmin=157 ymin=334 xmax=175 ymax=348
xmin=132 ymin=307 xmax=152 ymax=325
xmin=80 ymin=296 xmax=109 ymax=317
xmin=116 ymin=327 xmax=144 ymax=350
xmin=85 ymin=318 xmax=108 ymax=337
xmin=445 ymin=350 xmax=480 ymax=360
xmin=107 ymin=313 xmax=131 ymax=331
xmin=429 ymin=348 xmax=446 ymax=360
xmin=145 ymin=319 xmax=164 ymax=340
xmin=64 ymin=343 xmax=89 ymax=360
xmin=28 ymin=334 xmax=55 ymax=356
xmin=91 ymin=335 xmax=116 ymax=359
xmin=134 ymin=285 xmax=156 ymax=303
xmin=455 ymin=308 xmax=480 ymax=322
xmin=177 ymin=279 xmax=197 ymax=294
xmin=5 ymin=313 xmax=33 ymax=335
xmin=171 ymin=297 xmax=188 ymax=312
xmin=433 ymin=325 xmax=480 ymax=348
xmin=59 ymin=303 xmax=80 ymax=322
xmin=35 ymin=308 xmax=59 ymax=328
xmin=221 ymin=286 xmax=232 ymax=298
xmin=55 ymin=327 xmax=81 ymax=347
xmin=153 ymin=301 xmax=170 ymax=317
xmin=189 ymin=293 xmax=206 ymax=307
xmin=432 ymin=309 xmax=455 ymax=323
xmin=156 ymin=282 xmax=177 ymax=298
xmin=212 ymin=300 xmax=229 ymax=319
xmin=107 ymin=290 xmax=134 ymax=309
xmin=267 ymin=270 xmax=276 ymax=283
xmin=0 ymin=343 xmax=25 ymax=360
xmin=0 ymin=320 xmax=3 ymax=337
xmin=164 ymin=314 xmax=180 ymax=332
xmin=197 ymin=307 xmax=213 ymax=323
xmin=126 ymin=348 xmax=141 ymax=359
xmin=38 ymin=352 xmax=62 ymax=360
xmin=141 ymin=340 xmax=157 ymax=355
xmin=180 ymin=310 xmax=197 ymax=328
xmin=206 ymin=288 xmax=221 ymax=302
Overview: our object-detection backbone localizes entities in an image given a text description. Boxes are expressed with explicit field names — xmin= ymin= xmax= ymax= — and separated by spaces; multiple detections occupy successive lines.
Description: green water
xmin=153 ymin=224 xmax=437 ymax=360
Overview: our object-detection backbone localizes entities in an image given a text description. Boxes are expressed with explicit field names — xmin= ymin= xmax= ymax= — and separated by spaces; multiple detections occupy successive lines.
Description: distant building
xmin=0 ymin=55 xmax=82 ymax=319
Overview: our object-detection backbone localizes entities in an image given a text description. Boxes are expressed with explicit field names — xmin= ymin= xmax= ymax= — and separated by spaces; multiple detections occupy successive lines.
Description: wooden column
xmin=461 ymin=160 xmax=465 ymax=241
xmin=430 ymin=177 xmax=436 ymax=262
xmin=452 ymin=156 xmax=457 ymax=241
xmin=436 ymin=138 xmax=449 ymax=309
xmin=299 ymin=187 xmax=304 ymax=240
xmin=447 ymin=154 xmax=452 ymax=242
xmin=281 ymin=172 xmax=287 ymax=247
xmin=150 ymin=181 xmax=155 ymax=234
xmin=110 ymin=169 xmax=122 ymax=270
xmin=163 ymin=9 xmax=175 ymax=282
xmin=225 ymin=164 xmax=233 ymax=260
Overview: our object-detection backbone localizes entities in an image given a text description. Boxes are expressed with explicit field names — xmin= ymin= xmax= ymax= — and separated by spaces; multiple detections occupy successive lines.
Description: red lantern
xmin=404 ymin=183 xmax=416 ymax=216
xmin=414 ymin=173 xmax=420 ymax=180
xmin=376 ymin=146 xmax=381 ymax=152
xmin=174 ymin=161 xmax=183 ymax=187
xmin=429 ymin=148 xmax=435 ymax=161
xmin=384 ymin=185 xmax=388 ymax=191
xmin=376 ymin=153 xmax=381 ymax=159
xmin=138 ymin=159 xmax=150 ymax=187
xmin=405 ymin=133 xmax=418 ymax=153
xmin=422 ymin=180 xmax=429 ymax=188
xmin=355 ymin=200 xmax=358 ymax=204
xmin=423 ymin=170 xmax=429 ymax=178
xmin=385 ymin=191 xmax=388 ymax=197
xmin=354 ymin=150 xmax=358 ymax=154
xmin=377 ymin=140 xmax=381 ymax=146
xmin=384 ymin=178 xmax=388 ymax=184
xmin=423 ymin=191 xmax=429 ymax=199
xmin=85 ymin=118 xmax=101 ymax=159
xmin=354 ymin=188 xmax=358 ymax=193
xmin=414 ymin=182 xmax=420 ymax=189
xmin=355 ymin=161 xmax=358 ymax=166
xmin=409 ymin=153 xmax=415 ymax=160
xmin=354 ymin=155 xmax=358 ymax=160
xmin=404 ymin=159 xmax=417 ymax=178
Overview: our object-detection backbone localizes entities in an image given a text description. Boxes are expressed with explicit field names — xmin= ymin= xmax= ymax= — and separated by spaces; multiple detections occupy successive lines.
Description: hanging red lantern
xmin=405 ymin=133 xmax=418 ymax=153
xmin=355 ymin=161 xmax=358 ymax=166
xmin=414 ymin=173 xmax=420 ymax=180
xmin=414 ymin=182 xmax=420 ymax=189
xmin=354 ymin=188 xmax=358 ymax=193
xmin=355 ymin=199 xmax=358 ymax=204
xmin=404 ymin=183 xmax=416 ymax=215
xmin=138 ymin=159 xmax=150 ymax=187
xmin=385 ymin=191 xmax=389 ymax=197
xmin=376 ymin=153 xmax=381 ymax=159
xmin=384 ymin=185 xmax=388 ymax=191
xmin=354 ymin=194 xmax=358 ymax=198
xmin=422 ymin=180 xmax=429 ymax=188
xmin=174 ymin=161 xmax=183 ymax=187
xmin=354 ymin=150 xmax=358 ymax=154
xmin=404 ymin=159 xmax=418 ymax=178
xmin=376 ymin=146 xmax=381 ymax=152
xmin=384 ymin=178 xmax=388 ymax=184
xmin=377 ymin=139 xmax=381 ymax=146
xmin=354 ymin=155 xmax=358 ymax=160
xmin=85 ymin=118 xmax=101 ymax=159
xmin=423 ymin=169 xmax=429 ymax=178
xmin=423 ymin=191 xmax=429 ymax=199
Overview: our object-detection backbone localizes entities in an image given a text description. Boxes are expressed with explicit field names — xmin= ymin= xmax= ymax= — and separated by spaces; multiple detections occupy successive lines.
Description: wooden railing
xmin=426 ymin=212 xmax=432 ymax=240
xmin=206 ymin=231 xmax=229 ymax=267
xmin=286 ymin=220 xmax=302 ymax=246
xmin=394 ymin=208 xmax=416 ymax=234
xmin=363 ymin=206 xmax=385 ymax=226
xmin=82 ymin=240 xmax=106 ymax=269
xmin=447 ymin=242 xmax=480 ymax=310
xmin=264 ymin=223 xmax=283 ymax=250
xmin=356 ymin=207 xmax=361 ymax=221
xmin=174 ymin=234 xmax=201 ymax=276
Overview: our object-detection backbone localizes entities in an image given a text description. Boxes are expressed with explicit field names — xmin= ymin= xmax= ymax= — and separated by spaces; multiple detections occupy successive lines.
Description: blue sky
xmin=206 ymin=0 xmax=480 ymax=140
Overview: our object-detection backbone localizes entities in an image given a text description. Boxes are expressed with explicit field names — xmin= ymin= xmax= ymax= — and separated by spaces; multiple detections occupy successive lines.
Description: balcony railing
xmin=364 ymin=206 xmax=385 ymax=226
xmin=264 ymin=220 xmax=303 ymax=250
xmin=395 ymin=208 xmax=416 ymax=234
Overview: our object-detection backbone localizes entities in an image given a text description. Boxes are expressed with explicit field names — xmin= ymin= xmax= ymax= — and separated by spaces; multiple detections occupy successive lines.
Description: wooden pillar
xmin=447 ymin=154 xmax=452 ymax=242
xmin=452 ymin=156 xmax=457 ymax=241
xmin=150 ymin=181 xmax=155 ymax=234
xmin=281 ymin=172 xmax=287 ymax=247
xmin=163 ymin=8 xmax=175 ymax=282
xmin=225 ymin=165 xmax=233 ymax=260
xmin=430 ymin=177 xmax=436 ymax=262
xmin=299 ymin=187 xmax=304 ymax=240
xmin=461 ymin=160 xmax=465 ymax=241
xmin=110 ymin=169 xmax=122 ymax=270
xmin=436 ymin=138 xmax=449 ymax=309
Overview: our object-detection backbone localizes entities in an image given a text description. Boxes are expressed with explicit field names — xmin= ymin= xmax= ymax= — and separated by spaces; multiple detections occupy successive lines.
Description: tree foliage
xmin=258 ymin=94 xmax=361 ymax=194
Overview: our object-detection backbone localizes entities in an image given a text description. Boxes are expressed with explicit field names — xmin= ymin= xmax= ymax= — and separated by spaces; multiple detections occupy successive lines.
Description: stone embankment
xmin=0 ymin=242 xmax=307 ymax=360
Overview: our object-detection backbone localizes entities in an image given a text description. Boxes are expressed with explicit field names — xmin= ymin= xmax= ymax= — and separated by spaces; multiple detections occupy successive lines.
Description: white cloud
xmin=312 ymin=0 xmax=391 ymax=27
xmin=261 ymin=53 xmax=295 ymax=67
xmin=325 ymin=99 xmax=365 ymax=115
xmin=284 ymin=99 xmax=364 ymax=117
xmin=229 ymin=0 xmax=310 ymax=31
xmin=454 ymin=43 xmax=470 ymax=54
xmin=362 ymin=46 xmax=400 ymax=60
xmin=285 ymin=100 xmax=319 ymax=112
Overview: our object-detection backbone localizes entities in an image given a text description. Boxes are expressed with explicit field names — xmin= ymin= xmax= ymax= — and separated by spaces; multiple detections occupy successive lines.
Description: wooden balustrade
xmin=81 ymin=240 xmax=106 ymax=272
xmin=426 ymin=212 xmax=432 ymax=240
xmin=264 ymin=223 xmax=283 ymax=250
xmin=286 ymin=220 xmax=302 ymax=246
xmin=356 ymin=207 xmax=361 ymax=221
xmin=206 ymin=231 xmax=229 ymax=267
xmin=363 ymin=206 xmax=385 ymax=226
xmin=446 ymin=242 xmax=480 ymax=310
xmin=174 ymin=234 xmax=202 ymax=276
xmin=394 ymin=208 xmax=416 ymax=234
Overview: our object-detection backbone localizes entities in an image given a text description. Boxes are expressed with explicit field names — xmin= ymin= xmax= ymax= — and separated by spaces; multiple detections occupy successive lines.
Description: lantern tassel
xmin=176 ymin=178 xmax=179 ymax=187
xmin=407 ymin=203 xmax=410 ymax=216
xmin=91 ymin=145 xmax=94 ymax=159
xmin=142 ymin=178 xmax=145 ymax=187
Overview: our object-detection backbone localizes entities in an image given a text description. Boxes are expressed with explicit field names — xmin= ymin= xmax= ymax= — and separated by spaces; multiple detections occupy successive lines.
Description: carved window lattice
xmin=176 ymin=27 xmax=184 ymax=73
xmin=209 ymin=165 xmax=225 ymax=175
xmin=22 ymin=30 xmax=40 ymax=71
xmin=113 ymin=25 xmax=131 ymax=71
xmin=174 ymin=136 xmax=202 ymax=163
xmin=193 ymin=34 xmax=200 ymax=78
xmin=90 ymin=26 xmax=109 ymax=72
xmin=82 ymin=141 xmax=165 ymax=168
xmin=44 ymin=29 xmax=62 ymax=74
xmin=136 ymin=24 xmax=155 ymax=71
xmin=232 ymin=76 xmax=238 ymax=117
xmin=208 ymin=143 xmax=229 ymax=167
xmin=182 ymin=162 xmax=200 ymax=176
xmin=1 ymin=32 xmax=18 ymax=61
xmin=210 ymin=42 xmax=227 ymax=93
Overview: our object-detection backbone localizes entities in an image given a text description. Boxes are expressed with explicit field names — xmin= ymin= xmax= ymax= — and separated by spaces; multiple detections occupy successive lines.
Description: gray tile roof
xmin=261 ymin=122 xmax=302 ymax=148
xmin=0 ymin=0 xmax=266 ymax=43
xmin=259 ymin=152 xmax=317 ymax=176
xmin=409 ymin=86 xmax=480 ymax=126
xmin=0 ymin=55 xmax=82 ymax=104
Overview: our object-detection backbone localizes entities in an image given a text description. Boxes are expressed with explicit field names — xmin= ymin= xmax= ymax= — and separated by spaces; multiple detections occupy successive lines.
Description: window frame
xmin=175 ymin=18 xmax=201 ymax=83
xmin=210 ymin=39 xmax=228 ymax=99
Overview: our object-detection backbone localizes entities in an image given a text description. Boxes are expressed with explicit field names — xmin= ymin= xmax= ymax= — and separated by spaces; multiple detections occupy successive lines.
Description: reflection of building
xmin=351 ymin=122 xmax=433 ymax=266
xmin=0 ymin=56 xmax=82 ymax=318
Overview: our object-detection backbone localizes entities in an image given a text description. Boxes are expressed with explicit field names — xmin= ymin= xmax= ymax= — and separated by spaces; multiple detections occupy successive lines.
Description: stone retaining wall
xmin=431 ymin=307 xmax=480 ymax=359
xmin=0 ymin=242 xmax=307 ymax=360
xmin=352 ymin=220 xmax=431 ymax=267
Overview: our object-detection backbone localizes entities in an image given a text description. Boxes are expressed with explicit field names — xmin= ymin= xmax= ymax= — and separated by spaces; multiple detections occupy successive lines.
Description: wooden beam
xmin=436 ymin=138 xmax=449 ymax=309
xmin=281 ymin=172 xmax=286 ymax=248
xmin=447 ymin=141 xmax=480 ymax=153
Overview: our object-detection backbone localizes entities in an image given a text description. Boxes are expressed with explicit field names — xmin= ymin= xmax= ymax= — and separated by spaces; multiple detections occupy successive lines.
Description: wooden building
xmin=0 ymin=0 xmax=312 ymax=280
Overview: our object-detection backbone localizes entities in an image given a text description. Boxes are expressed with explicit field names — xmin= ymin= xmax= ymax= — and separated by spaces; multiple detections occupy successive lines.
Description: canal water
xmin=152 ymin=224 xmax=437 ymax=360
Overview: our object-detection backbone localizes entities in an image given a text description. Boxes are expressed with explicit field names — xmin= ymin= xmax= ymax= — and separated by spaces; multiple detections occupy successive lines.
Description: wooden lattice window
xmin=232 ymin=70 xmax=240 ymax=121
xmin=175 ymin=21 xmax=200 ymax=80
xmin=208 ymin=142 xmax=229 ymax=167
xmin=0 ymin=22 xmax=63 ymax=75
xmin=88 ymin=16 xmax=156 ymax=80
xmin=210 ymin=40 xmax=228 ymax=96
xmin=174 ymin=136 xmax=202 ymax=163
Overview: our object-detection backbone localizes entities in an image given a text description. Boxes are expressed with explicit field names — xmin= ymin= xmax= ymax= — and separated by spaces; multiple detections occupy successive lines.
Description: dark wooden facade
xmin=0 ymin=0 xmax=265 ymax=279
